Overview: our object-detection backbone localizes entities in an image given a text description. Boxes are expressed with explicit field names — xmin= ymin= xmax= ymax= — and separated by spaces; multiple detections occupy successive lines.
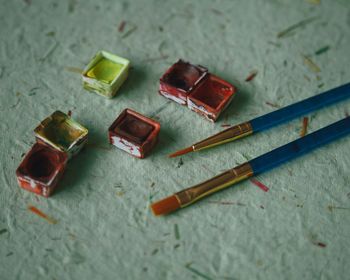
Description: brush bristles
xmin=168 ymin=146 xmax=193 ymax=158
xmin=151 ymin=195 xmax=181 ymax=216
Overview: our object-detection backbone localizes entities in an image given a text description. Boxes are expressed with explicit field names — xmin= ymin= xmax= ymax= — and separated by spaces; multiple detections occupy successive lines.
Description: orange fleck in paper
xmin=250 ymin=178 xmax=269 ymax=192
xmin=28 ymin=205 xmax=58 ymax=224
xmin=300 ymin=117 xmax=309 ymax=137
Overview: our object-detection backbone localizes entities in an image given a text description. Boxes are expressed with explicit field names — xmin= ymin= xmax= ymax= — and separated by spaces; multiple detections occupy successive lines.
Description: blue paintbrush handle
xmin=250 ymin=83 xmax=350 ymax=132
xmin=249 ymin=117 xmax=350 ymax=175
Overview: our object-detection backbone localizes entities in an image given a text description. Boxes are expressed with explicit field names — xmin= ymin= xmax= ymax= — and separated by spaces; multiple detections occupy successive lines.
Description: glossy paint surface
xmin=34 ymin=111 xmax=88 ymax=156
xmin=86 ymin=57 xmax=123 ymax=84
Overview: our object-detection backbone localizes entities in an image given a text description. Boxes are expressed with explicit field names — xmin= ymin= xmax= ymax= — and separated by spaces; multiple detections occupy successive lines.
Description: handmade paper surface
xmin=0 ymin=0 xmax=350 ymax=279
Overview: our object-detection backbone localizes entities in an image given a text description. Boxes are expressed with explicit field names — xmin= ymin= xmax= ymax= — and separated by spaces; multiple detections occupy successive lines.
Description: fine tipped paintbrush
xmin=152 ymin=117 xmax=350 ymax=216
xmin=169 ymin=83 xmax=350 ymax=158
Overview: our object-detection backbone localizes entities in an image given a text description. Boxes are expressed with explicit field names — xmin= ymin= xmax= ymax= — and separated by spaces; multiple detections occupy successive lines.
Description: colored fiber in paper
xmin=245 ymin=70 xmax=258 ymax=82
xmin=185 ymin=264 xmax=212 ymax=280
xmin=300 ymin=117 xmax=309 ymax=137
xmin=28 ymin=205 xmax=58 ymax=224
xmin=87 ymin=58 xmax=123 ymax=84
xmin=208 ymin=201 xmax=245 ymax=206
xmin=265 ymin=101 xmax=280 ymax=108
xmin=118 ymin=21 xmax=126 ymax=32
xmin=65 ymin=67 xmax=83 ymax=74
xmin=174 ymin=224 xmax=180 ymax=240
xmin=315 ymin=46 xmax=330 ymax=56
xmin=328 ymin=205 xmax=350 ymax=211
xmin=250 ymin=178 xmax=269 ymax=192
xmin=277 ymin=17 xmax=317 ymax=38
xmin=122 ymin=25 xmax=137 ymax=39
xmin=302 ymin=55 xmax=321 ymax=73
xmin=313 ymin=241 xmax=326 ymax=248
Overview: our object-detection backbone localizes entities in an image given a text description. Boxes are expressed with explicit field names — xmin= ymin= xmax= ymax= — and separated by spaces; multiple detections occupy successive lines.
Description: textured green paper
xmin=0 ymin=0 xmax=350 ymax=279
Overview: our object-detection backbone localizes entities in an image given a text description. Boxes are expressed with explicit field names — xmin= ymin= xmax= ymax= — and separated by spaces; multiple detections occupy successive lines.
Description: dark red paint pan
xmin=16 ymin=142 xmax=68 ymax=197
xmin=159 ymin=59 xmax=236 ymax=121
xmin=108 ymin=109 xmax=161 ymax=158
xmin=187 ymin=74 xmax=236 ymax=122
xmin=159 ymin=59 xmax=208 ymax=105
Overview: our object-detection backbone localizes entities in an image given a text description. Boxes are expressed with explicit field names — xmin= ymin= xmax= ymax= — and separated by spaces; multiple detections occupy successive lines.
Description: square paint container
xmin=187 ymin=74 xmax=236 ymax=122
xmin=16 ymin=143 xmax=68 ymax=197
xmin=34 ymin=111 xmax=88 ymax=159
xmin=82 ymin=51 xmax=130 ymax=98
xmin=159 ymin=59 xmax=208 ymax=105
xmin=108 ymin=109 xmax=160 ymax=158
xmin=159 ymin=60 xmax=236 ymax=122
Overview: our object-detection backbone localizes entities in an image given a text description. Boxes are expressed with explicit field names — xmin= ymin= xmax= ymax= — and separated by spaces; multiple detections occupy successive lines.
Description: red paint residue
xmin=300 ymin=117 xmax=309 ymax=137
xmin=28 ymin=205 xmax=57 ymax=224
xmin=118 ymin=21 xmax=126 ymax=32
xmin=250 ymin=178 xmax=269 ymax=192
xmin=119 ymin=139 xmax=135 ymax=152
xmin=119 ymin=138 xmax=142 ymax=157
xmin=245 ymin=70 xmax=258 ymax=82
xmin=221 ymin=124 xmax=231 ymax=128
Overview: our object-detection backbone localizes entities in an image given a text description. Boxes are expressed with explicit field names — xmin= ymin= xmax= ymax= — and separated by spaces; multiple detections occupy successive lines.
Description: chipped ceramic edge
xmin=22 ymin=169 xmax=60 ymax=189
xmin=17 ymin=178 xmax=51 ymax=197
xmin=159 ymin=90 xmax=187 ymax=105
xmin=111 ymin=136 xmax=142 ymax=158
xmin=68 ymin=137 xmax=88 ymax=159
xmin=187 ymin=98 xmax=216 ymax=122
xmin=18 ymin=170 xmax=59 ymax=197
xmin=41 ymin=186 xmax=50 ymax=197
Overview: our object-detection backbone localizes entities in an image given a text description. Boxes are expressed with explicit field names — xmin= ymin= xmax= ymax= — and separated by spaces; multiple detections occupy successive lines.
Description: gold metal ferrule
xmin=175 ymin=162 xmax=254 ymax=207
xmin=193 ymin=122 xmax=253 ymax=151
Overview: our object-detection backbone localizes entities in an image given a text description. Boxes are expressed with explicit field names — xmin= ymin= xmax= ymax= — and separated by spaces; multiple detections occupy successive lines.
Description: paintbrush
xmin=169 ymin=83 xmax=350 ymax=158
xmin=152 ymin=117 xmax=350 ymax=215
